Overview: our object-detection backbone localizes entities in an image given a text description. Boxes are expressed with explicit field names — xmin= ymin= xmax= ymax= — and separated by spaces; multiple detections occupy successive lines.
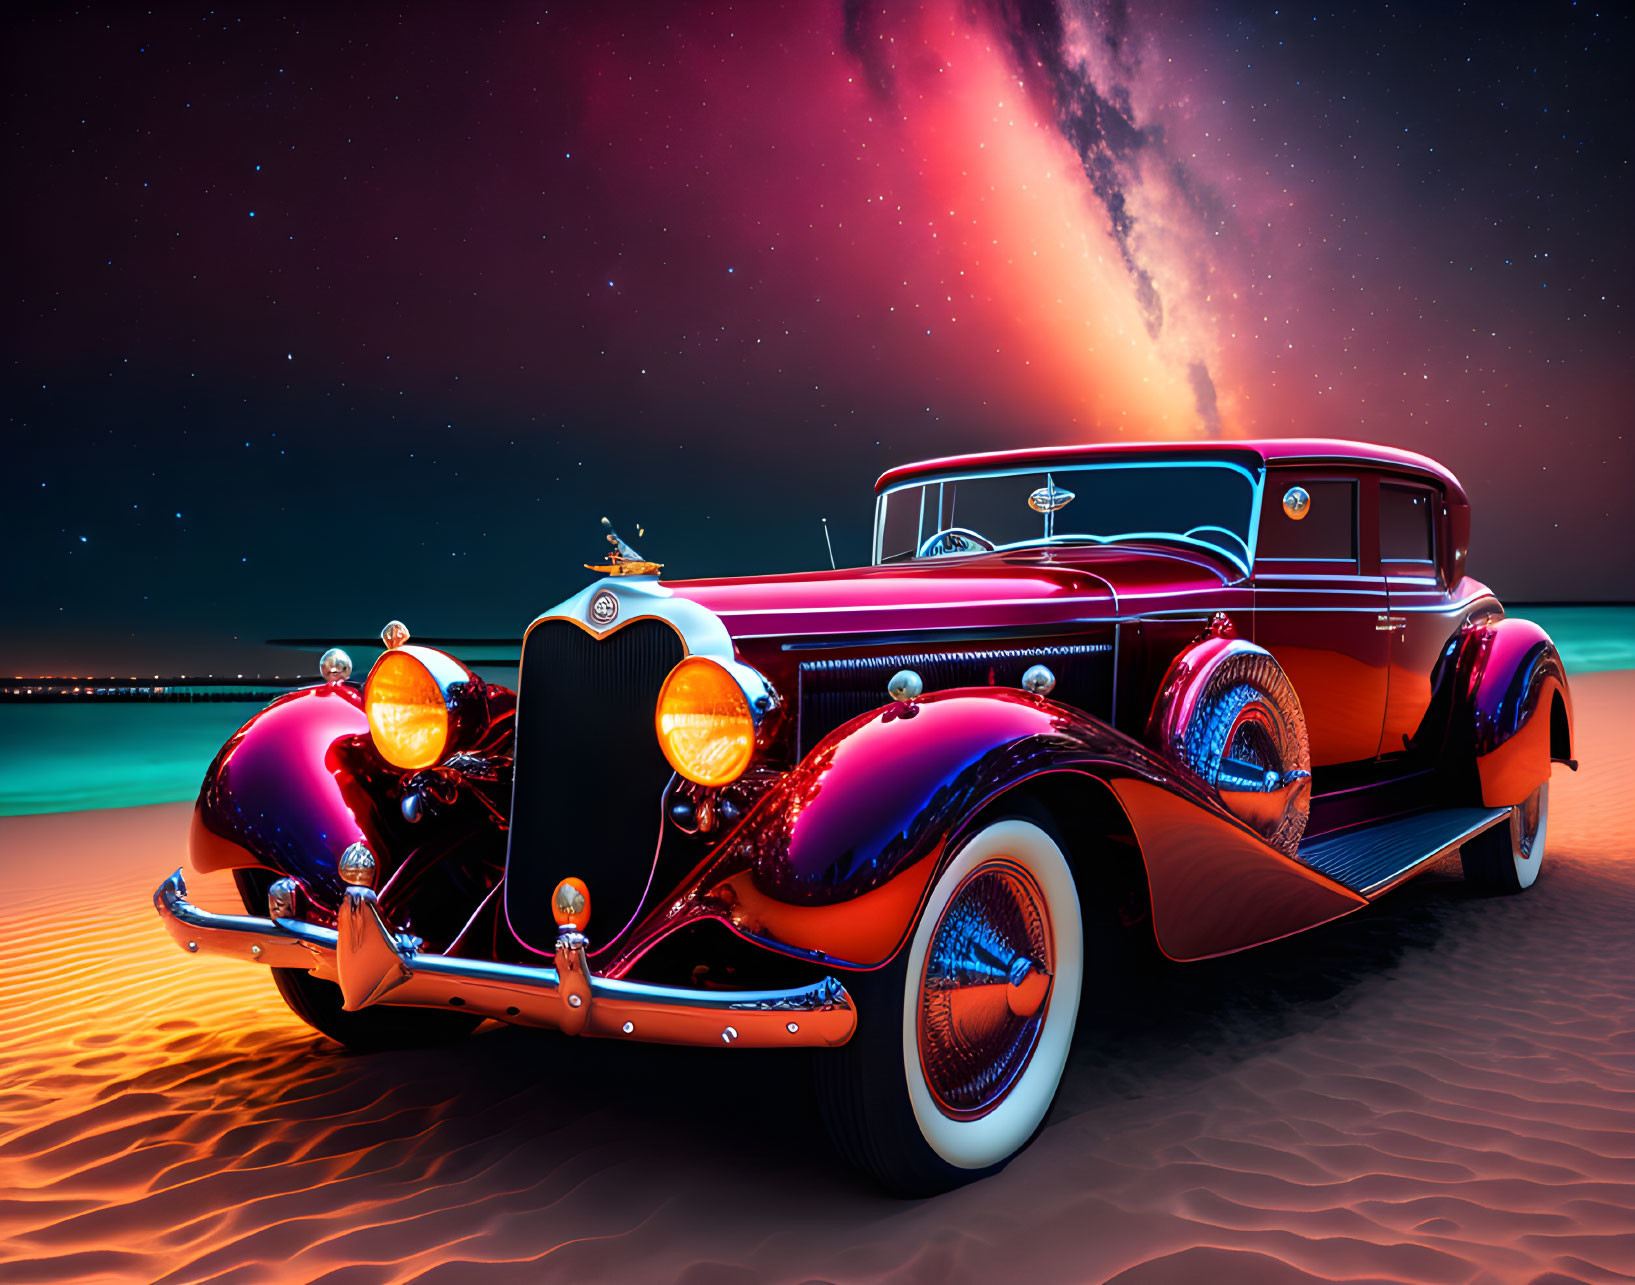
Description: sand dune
xmin=1 ymin=672 xmax=1632 ymax=1284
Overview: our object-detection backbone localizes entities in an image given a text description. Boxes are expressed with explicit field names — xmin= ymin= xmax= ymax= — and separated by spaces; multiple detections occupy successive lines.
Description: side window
xmin=1257 ymin=478 xmax=1357 ymax=565
xmin=1380 ymin=484 xmax=1436 ymax=564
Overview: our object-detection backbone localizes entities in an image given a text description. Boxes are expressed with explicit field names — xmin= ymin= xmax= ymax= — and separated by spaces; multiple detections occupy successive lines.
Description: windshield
xmin=874 ymin=459 xmax=1262 ymax=574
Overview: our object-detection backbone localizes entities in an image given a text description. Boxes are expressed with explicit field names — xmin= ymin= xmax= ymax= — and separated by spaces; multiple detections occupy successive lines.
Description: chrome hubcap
xmin=918 ymin=859 xmax=1053 ymax=1120
xmin=1226 ymin=703 xmax=1279 ymax=775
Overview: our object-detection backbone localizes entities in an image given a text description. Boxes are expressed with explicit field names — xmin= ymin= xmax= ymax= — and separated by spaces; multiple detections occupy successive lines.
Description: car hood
xmin=664 ymin=545 xmax=1237 ymax=643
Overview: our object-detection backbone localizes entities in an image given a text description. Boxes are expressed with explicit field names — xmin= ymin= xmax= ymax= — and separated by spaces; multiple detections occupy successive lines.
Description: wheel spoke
xmin=919 ymin=860 xmax=1052 ymax=1119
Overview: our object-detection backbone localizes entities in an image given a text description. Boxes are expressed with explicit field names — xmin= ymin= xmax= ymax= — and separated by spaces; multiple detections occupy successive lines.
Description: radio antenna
xmin=820 ymin=517 xmax=837 ymax=570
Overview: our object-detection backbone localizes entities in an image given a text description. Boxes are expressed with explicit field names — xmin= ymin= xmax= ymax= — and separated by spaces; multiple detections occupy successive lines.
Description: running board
xmin=1297 ymin=806 xmax=1512 ymax=897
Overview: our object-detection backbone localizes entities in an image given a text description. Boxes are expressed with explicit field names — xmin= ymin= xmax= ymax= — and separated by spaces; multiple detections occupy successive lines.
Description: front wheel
xmin=264 ymin=965 xmax=483 ymax=1053
xmin=1461 ymin=782 xmax=1549 ymax=893
xmin=234 ymin=869 xmax=483 ymax=1052
xmin=815 ymin=818 xmax=1083 ymax=1195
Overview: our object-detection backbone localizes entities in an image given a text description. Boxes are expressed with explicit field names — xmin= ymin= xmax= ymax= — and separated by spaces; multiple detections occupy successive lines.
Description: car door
xmin=1252 ymin=469 xmax=1390 ymax=767
xmin=1377 ymin=477 xmax=1458 ymax=757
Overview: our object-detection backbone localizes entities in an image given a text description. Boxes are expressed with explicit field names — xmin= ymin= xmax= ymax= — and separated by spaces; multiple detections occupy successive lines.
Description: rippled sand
xmin=2 ymin=672 xmax=1632 ymax=1284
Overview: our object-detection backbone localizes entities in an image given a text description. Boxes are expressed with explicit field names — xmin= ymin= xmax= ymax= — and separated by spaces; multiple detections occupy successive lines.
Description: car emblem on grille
xmin=589 ymin=590 xmax=619 ymax=627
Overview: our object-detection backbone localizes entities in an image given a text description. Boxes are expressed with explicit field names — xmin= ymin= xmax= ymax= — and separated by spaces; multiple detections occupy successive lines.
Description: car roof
xmin=875 ymin=438 xmax=1467 ymax=505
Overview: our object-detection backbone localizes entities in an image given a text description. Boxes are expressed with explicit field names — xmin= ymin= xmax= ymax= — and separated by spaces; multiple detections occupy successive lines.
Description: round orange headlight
xmin=655 ymin=656 xmax=757 ymax=787
xmin=365 ymin=650 xmax=449 ymax=769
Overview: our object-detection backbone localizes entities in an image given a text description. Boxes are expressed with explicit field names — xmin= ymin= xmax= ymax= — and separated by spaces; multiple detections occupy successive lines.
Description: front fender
xmin=750 ymin=691 xmax=1062 ymax=904
xmin=622 ymin=688 xmax=1364 ymax=971
xmin=190 ymin=684 xmax=383 ymax=910
xmin=1466 ymin=617 xmax=1574 ymax=806
xmin=191 ymin=681 xmax=515 ymax=947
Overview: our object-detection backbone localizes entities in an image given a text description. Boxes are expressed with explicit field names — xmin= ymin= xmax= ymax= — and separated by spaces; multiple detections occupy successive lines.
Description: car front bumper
xmin=152 ymin=870 xmax=856 ymax=1048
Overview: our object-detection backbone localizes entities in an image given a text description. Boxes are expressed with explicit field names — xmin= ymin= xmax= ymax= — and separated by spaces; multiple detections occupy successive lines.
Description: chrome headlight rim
xmin=709 ymin=657 xmax=781 ymax=736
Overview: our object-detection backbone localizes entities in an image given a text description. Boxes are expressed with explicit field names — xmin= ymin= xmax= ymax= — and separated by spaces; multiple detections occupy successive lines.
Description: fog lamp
xmin=553 ymin=877 xmax=590 ymax=931
xmin=365 ymin=649 xmax=449 ymax=769
xmin=655 ymin=656 xmax=758 ymax=787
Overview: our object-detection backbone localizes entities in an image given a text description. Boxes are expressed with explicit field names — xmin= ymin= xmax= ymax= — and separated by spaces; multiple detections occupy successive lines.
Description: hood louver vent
xmin=795 ymin=642 xmax=1112 ymax=757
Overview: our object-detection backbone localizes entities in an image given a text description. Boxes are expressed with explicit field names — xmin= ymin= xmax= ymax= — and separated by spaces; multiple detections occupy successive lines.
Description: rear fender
xmin=1464 ymin=617 xmax=1574 ymax=806
xmin=622 ymin=688 xmax=1365 ymax=971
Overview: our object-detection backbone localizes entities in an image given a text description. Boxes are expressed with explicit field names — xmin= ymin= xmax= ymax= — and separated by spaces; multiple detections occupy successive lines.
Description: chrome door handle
xmin=1376 ymin=615 xmax=1407 ymax=631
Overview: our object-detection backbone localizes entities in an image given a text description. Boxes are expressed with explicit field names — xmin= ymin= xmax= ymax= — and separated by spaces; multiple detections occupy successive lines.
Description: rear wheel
xmin=1461 ymin=783 xmax=1549 ymax=894
xmin=233 ymin=869 xmax=482 ymax=1051
xmin=815 ymin=818 xmax=1083 ymax=1196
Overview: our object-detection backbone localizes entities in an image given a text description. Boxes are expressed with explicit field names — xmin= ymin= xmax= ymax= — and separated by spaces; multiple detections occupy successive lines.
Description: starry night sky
xmin=5 ymin=1 xmax=1631 ymax=675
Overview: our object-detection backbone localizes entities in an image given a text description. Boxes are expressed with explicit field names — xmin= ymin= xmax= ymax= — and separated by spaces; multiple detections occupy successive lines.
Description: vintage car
xmin=156 ymin=438 xmax=1575 ymax=1194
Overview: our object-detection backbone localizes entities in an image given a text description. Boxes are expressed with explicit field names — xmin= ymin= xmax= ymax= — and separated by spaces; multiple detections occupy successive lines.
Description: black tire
xmin=233 ymin=869 xmax=483 ymax=1052
xmin=265 ymin=964 xmax=483 ymax=1053
xmin=1461 ymin=783 xmax=1548 ymax=894
xmin=814 ymin=816 xmax=1083 ymax=1196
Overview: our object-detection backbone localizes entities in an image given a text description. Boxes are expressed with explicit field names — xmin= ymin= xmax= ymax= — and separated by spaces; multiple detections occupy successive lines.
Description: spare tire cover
xmin=1152 ymin=639 xmax=1312 ymax=855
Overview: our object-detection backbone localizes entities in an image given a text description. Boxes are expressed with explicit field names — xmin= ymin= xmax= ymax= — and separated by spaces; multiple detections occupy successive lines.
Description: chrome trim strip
xmin=719 ymin=584 xmax=1481 ymax=623
xmin=1253 ymin=603 xmax=1482 ymax=614
xmin=777 ymin=622 xmax=1115 ymax=651
xmin=1254 ymin=571 xmax=1374 ymax=581
xmin=154 ymin=871 xmax=855 ymax=1048
xmin=1109 ymin=620 xmax=1121 ymax=729
xmin=527 ymin=576 xmax=723 ymax=650
xmin=741 ymin=609 xmax=1231 ymax=642
xmin=714 ymin=595 xmax=1120 ymax=617
xmin=742 ymin=594 xmax=1480 ymax=645
xmin=876 ymin=457 xmax=1264 ymax=494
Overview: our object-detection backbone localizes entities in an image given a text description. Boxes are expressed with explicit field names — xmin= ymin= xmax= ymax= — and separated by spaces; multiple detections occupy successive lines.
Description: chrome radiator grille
xmin=504 ymin=618 xmax=684 ymax=954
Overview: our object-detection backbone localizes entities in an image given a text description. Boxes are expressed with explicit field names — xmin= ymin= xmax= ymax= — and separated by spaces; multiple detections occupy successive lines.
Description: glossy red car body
xmin=173 ymin=437 xmax=1572 ymax=1026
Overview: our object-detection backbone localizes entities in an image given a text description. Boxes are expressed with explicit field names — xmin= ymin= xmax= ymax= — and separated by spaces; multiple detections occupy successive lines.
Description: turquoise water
xmin=1516 ymin=607 xmax=1635 ymax=676
xmin=0 ymin=616 xmax=1626 ymax=819
xmin=0 ymin=703 xmax=254 ymax=817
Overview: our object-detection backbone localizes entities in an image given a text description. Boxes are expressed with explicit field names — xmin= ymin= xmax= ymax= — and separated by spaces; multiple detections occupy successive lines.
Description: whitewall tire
xmin=816 ymin=815 xmax=1083 ymax=1194
xmin=1461 ymin=782 xmax=1549 ymax=893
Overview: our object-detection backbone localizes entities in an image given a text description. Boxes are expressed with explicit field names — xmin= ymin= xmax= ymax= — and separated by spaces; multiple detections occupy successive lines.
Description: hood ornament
xmin=585 ymin=517 xmax=663 ymax=577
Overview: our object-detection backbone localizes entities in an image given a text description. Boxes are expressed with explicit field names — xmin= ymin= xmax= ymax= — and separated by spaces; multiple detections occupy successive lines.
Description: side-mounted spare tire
xmin=1148 ymin=616 xmax=1312 ymax=855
